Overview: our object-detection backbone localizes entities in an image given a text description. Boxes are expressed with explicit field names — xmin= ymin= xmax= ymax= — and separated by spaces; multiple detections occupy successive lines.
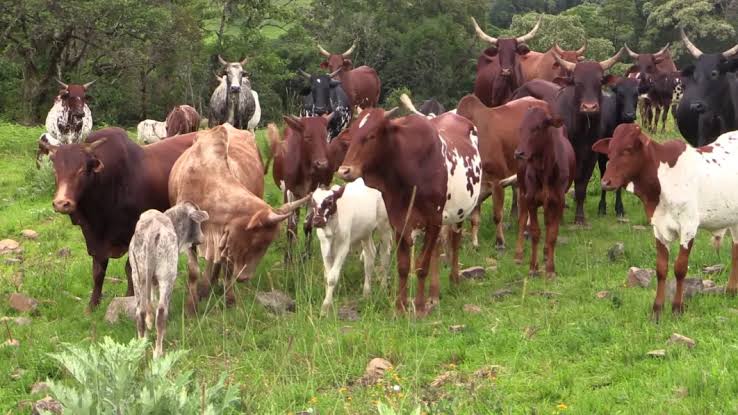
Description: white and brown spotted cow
xmin=338 ymin=107 xmax=481 ymax=316
xmin=594 ymin=124 xmax=738 ymax=319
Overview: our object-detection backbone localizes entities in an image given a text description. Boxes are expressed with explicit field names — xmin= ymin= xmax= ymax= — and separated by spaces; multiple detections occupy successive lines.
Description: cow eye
xmin=711 ymin=70 xmax=719 ymax=78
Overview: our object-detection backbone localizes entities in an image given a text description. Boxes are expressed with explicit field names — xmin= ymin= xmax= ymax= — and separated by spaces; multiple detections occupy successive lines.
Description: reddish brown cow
xmin=268 ymin=116 xmax=332 ymax=254
xmin=337 ymin=108 xmax=481 ymax=316
xmin=40 ymin=128 xmax=194 ymax=309
xmin=625 ymin=44 xmax=678 ymax=133
xmin=508 ymin=107 xmax=575 ymax=278
xmin=165 ymin=105 xmax=200 ymax=136
xmin=520 ymin=42 xmax=587 ymax=82
xmin=318 ymin=43 xmax=381 ymax=109
xmin=471 ymin=16 xmax=541 ymax=107
xmin=456 ymin=94 xmax=549 ymax=249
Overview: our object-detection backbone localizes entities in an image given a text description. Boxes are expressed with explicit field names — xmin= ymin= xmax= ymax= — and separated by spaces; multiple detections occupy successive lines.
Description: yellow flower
xmin=309 ymin=397 xmax=318 ymax=405
xmin=347 ymin=396 xmax=352 ymax=401
xmin=557 ymin=403 xmax=568 ymax=410
xmin=339 ymin=387 xmax=348 ymax=394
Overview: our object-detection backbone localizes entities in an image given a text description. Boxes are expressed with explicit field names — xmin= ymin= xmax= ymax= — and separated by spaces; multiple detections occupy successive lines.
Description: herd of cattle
xmin=27 ymin=16 xmax=738 ymax=356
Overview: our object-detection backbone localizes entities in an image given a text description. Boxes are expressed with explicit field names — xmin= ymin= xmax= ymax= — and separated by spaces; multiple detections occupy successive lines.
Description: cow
xmin=505 ymin=106 xmax=575 ymax=278
xmin=298 ymin=69 xmax=352 ymax=140
xmin=169 ymin=124 xmax=308 ymax=313
xmin=520 ymin=42 xmax=587 ymax=82
xmin=418 ymin=99 xmax=446 ymax=117
xmin=471 ymin=16 xmax=541 ymax=107
xmin=165 ymin=105 xmax=200 ymax=137
xmin=337 ymin=107 xmax=481 ymax=316
xmin=317 ymin=42 xmax=381 ymax=109
xmin=512 ymin=49 xmax=623 ymax=224
xmin=129 ymin=202 xmax=209 ymax=358
xmin=39 ymin=128 xmax=194 ymax=310
xmin=248 ymin=90 xmax=261 ymax=131
xmin=36 ymin=79 xmax=95 ymax=166
xmin=267 ymin=117 xmax=333 ymax=257
xmin=593 ymin=124 xmax=738 ymax=319
xmin=676 ymin=29 xmax=738 ymax=146
xmin=310 ymin=178 xmax=393 ymax=314
xmin=137 ymin=119 xmax=168 ymax=144
xmin=624 ymin=44 xmax=678 ymax=133
xmin=455 ymin=94 xmax=549 ymax=249
xmin=208 ymin=56 xmax=258 ymax=130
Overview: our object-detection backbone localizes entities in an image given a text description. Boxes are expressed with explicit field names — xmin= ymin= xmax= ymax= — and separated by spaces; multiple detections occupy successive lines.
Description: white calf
xmin=310 ymin=178 xmax=392 ymax=314
xmin=129 ymin=202 xmax=208 ymax=357
xmin=136 ymin=119 xmax=168 ymax=144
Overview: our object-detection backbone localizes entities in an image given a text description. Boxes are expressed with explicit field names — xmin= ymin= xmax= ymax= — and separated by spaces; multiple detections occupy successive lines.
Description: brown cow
xmin=318 ymin=42 xmax=381 ymax=109
xmin=165 ymin=105 xmax=200 ymax=136
xmin=169 ymin=124 xmax=307 ymax=313
xmin=471 ymin=16 xmax=541 ymax=107
xmin=337 ymin=108 xmax=481 ymax=316
xmin=508 ymin=106 xmax=575 ymax=278
xmin=456 ymin=94 xmax=549 ymax=249
xmin=624 ymin=44 xmax=677 ymax=133
xmin=520 ymin=42 xmax=587 ymax=82
xmin=40 ymin=128 xmax=194 ymax=309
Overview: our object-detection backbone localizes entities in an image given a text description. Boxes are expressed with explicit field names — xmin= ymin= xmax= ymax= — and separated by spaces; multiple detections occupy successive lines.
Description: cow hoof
xmin=545 ymin=271 xmax=556 ymax=280
xmin=185 ymin=304 xmax=198 ymax=317
xmin=236 ymin=274 xmax=250 ymax=283
xmin=495 ymin=242 xmax=505 ymax=251
xmin=727 ymin=287 xmax=738 ymax=297
xmin=672 ymin=303 xmax=685 ymax=316
xmin=651 ymin=304 xmax=663 ymax=322
xmin=197 ymin=284 xmax=211 ymax=300
xmin=597 ymin=207 xmax=606 ymax=216
xmin=529 ymin=269 xmax=541 ymax=277
xmin=514 ymin=256 xmax=523 ymax=265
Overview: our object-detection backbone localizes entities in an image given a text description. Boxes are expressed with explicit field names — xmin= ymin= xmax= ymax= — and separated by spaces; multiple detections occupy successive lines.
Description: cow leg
xmin=415 ymin=226 xmax=440 ymax=317
xmin=470 ymin=205 xmax=481 ymax=249
xmin=428 ymin=243 xmax=441 ymax=308
xmin=597 ymin=155 xmax=607 ymax=216
xmin=653 ymin=240 xmax=669 ymax=320
xmin=89 ymin=256 xmax=109 ymax=310
xmin=378 ymin=228 xmax=393 ymax=289
xmin=514 ymin=191 xmax=529 ymax=265
xmin=660 ymin=102 xmax=669 ymax=134
xmin=396 ymin=234 xmax=411 ymax=313
xmin=645 ymin=104 xmax=654 ymax=132
xmin=200 ymin=259 xmax=222 ymax=299
xmin=614 ymin=188 xmax=625 ymax=218
xmin=574 ymin=151 xmax=597 ymax=225
xmin=672 ymin=240 xmax=693 ymax=315
xmin=322 ymin=242 xmax=349 ymax=314
xmin=654 ymin=106 xmax=662 ymax=133
xmin=492 ymin=183 xmax=505 ymax=250
xmin=544 ymin=200 xmax=563 ymax=279
xmin=528 ymin=202 xmax=541 ymax=276
xmin=131 ymin=255 xmax=146 ymax=339
xmin=185 ymin=248 xmax=200 ymax=315
xmin=125 ymin=259 xmax=134 ymax=297
xmin=509 ymin=186 xmax=518 ymax=219
xmin=360 ymin=238 xmax=377 ymax=298
xmin=448 ymin=223 xmax=462 ymax=286
xmin=726 ymin=227 xmax=738 ymax=295
xmin=154 ymin=276 xmax=173 ymax=358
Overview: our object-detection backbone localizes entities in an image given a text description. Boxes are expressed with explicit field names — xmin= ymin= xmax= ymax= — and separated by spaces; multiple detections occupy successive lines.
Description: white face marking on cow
xmin=317 ymin=79 xmax=322 ymax=84
xmin=625 ymin=182 xmax=635 ymax=193
xmin=359 ymin=113 xmax=370 ymax=128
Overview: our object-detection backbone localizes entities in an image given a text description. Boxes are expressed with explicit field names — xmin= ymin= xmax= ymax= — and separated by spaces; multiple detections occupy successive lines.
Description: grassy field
xmin=2 ymin=118 xmax=738 ymax=415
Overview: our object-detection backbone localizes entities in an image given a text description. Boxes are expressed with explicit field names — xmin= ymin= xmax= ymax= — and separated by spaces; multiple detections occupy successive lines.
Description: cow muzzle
xmin=337 ymin=165 xmax=360 ymax=181
xmin=514 ymin=150 xmax=526 ymax=160
xmin=622 ymin=112 xmax=636 ymax=123
xmin=53 ymin=198 xmax=76 ymax=214
xmin=690 ymin=101 xmax=706 ymax=114
xmin=313 ymin=159 xmax=328 ymax=170
xmin=600 ymin=178 xmax=617 ymax=191
xmin=229 ymin=86 xmax=241 ymax=94
xmin=580 ymin=102 xmax=600 ymax=113
xmin=500 ymin=68 xmax=512 ymax=76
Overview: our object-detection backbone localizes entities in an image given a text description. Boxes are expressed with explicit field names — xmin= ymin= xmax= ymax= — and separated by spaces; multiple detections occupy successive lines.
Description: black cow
xmin=418 ymin=99 xmax=446 ymax=117
xmin=298 ymin=69 xmax=352 ymax=141
xmin=676 ymin=29 xmax=738 ymax=146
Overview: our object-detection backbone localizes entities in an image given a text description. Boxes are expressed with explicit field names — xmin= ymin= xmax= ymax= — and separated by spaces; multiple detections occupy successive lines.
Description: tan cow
xmin=169 ymin=124 xmax=308 ymax=313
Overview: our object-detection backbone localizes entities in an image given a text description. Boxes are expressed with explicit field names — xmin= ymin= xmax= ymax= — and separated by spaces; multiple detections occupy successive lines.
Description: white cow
xmin=247 ymin=90 xmax=261 ymax=132
xmin=136 ymin=119 xmax=168 ymax=144
xmin=309 ymin=178 xmax=393 ymax=314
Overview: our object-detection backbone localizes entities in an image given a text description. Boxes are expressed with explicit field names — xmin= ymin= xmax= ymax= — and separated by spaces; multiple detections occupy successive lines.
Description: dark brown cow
xmin=318 ymin=43 xmax=381 ymax=109
xmin=337 ymin=108 xmax=481 ymax=316
xmin=40 ymin=128 xmax=194 ymax=309
xmin=625 ymin=44 xmax=678 ymax=133
xmin=165 ymin=105 xmax=200 ymax=136
xmin=509 ymin=107 xmax=575 ymax=278
xmin=456 ymin=94 xmax=549 ymax=249
xmin=520 ymin=42 xmax=587 ymax=82
xmin=471 ymin=16 xmax=541 ymax=107
xmin=268 ymin=116 xmax=332 ymax=254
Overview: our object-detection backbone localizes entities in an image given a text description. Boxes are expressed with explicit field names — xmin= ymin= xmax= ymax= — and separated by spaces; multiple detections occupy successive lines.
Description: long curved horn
xmin=599 ymin=48 xmax=623 ymax=71
xmin=84 ymin=137 xmax=108 ymax=153
xmin=516 ymin=17 xmax=542 ymax=43
xmin=298 ymin=69 xmax=312 ymax=80
xmin=399 ymin=93 xmax=422 ymax=116
xmin=470 ymin=17 xmax=497 ymax=45
xmin=218 ymin=55 xmax=228 ymax=66
xmin=341 ymin=42 xmax=356 ymax=57
xmin=576 ymin=39 xmax=587 ymax=55
xmin=83 ymin=80 xmax=96 ymax=89
xmin=655 ymin=43 xmax=670 ymax=56
xmin=275 ymin=194 xmax=311 ymax=215
xmin=239 ymin=57 xmax=248 ymax=66
xmin=553 ymin=43 xmax=565 ymax=54
xmin=384 ymin=107 xmax=400 ymax=120
xmin=552 ymin=52 xmax=576 ymax=73
xmin=56 ymin=79 xmax=69 ymax=89
xmin=328 ymin=68 xmax=342 ymax=77
xmin=317 ymin=44 xmax=331 ymax=57
xmin=723 ymin=44 xmax=738 ymax=58
xmin=680 ymin=28 xmax=703 ymax=59
xmin=624 ymin=43 xmax=639 ymax=59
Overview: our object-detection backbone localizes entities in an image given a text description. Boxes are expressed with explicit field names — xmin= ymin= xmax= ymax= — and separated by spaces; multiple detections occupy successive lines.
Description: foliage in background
xmin=42 ymin=337 xmax=240 ymax=415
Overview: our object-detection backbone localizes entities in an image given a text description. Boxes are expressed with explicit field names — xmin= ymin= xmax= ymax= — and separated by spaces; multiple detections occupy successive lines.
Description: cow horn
xmin=298 ymin=69 xmax=312 ymax=80
xmin=218 ymin=55 xmax=228 ymax=66
xmin=328 ymin=68 xmax=342 ymax=77
xmin=275 ymin=194 xmax=311 ymax=215
xmin=56 ymin=79 xmax=69 ymax=89
xmin=341 ymin=42 xmax=357 ymax=58
xmin=516 ymin=16 xmax=542 ymax=43
xmin=576 ymin=39 xmax=587 ymax=55
xmin=470 ymin=17 xmax=497 ymax=45
xmin=624 ymin=43 xmax=639 ymax=59
xmin=553 ymin=43 xmax=565 ymax=54
xmin=85 ymin=137 xmax=108 ymax=153
xmin=552 ymin=52 xmax=576 ymax=73
xmin=680 ymin=28 xmax=703 ymax=58
xmin=83 ymin=80 xmax=96 ymax=89
xmin=239 ymin=57 xmax=248 ymax=66
xmin=723 ymin=43 xmax=738 ymax=58
xmin=317 ymin=44 xmax=331 ymax=57
xmin=655 ymin=43 xmax=670 ymax=56
xmin=599 ymin=48 xmax=623 ymax=71
xmin=384 ymin=107 xmax=399 ymax=120
xmin=399 ymin=93 xmax=422 ymax=116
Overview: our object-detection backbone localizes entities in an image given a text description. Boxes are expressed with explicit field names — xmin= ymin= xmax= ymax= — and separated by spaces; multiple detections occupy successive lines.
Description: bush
xmin=42 ymin=336 xmax=241 ymax=415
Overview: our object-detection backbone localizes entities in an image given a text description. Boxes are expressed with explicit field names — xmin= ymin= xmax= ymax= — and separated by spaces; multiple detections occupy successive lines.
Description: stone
xmin=57 ymin=247 xmax=71 ymax=258
xmin=702 ymin=279 xmax=716 ymax=289
xmin=4 ymin=258 xmax=21 ymax=265
xmin=531 ymin=290 xmax=560 ymax=298
xmin=32 ymin=396 xmax=63 ymax=415
xmin=104 ymin=296 xmax=136 ymax=324
xmin=702 ymin=264 xmax=724 ymax=275
xmin=627 ymin=267 xmax=654 ymax=288
xmin=617 ymin=217 xmax=630 ymax=224
xmin=596 ymin=290 xmax=610 ymax=299
xmin=0 ymin=239 xmax=22 ymax=256
xmin=668 ymin=333 xmax=696 ymax=349
xmin=491 ymin=288 xmax=513 ymax=299
xmin=430 ymin=371 xmax=457 ymax=388
xmin=365 ymin=357 xmax=392 ymax=379
xmin=460 ymin=266 xmax=485 ymax=280
xmin=3 ymin=339 xmax=20 ymax=347
xmin=702 ymin=285 xmax=724 ymax=295
xmin=8 ymin=293 xmax=38 ymax=313
xmin=1 ymin=316 xmax=32 ymax=326
xmin=557 ymin=236 xmax=569 ymax=245
xmin=256 ymin=290 xmax=295 ymax=315
xmin=632 ymin=225 xmax=648 ymax=231
xmin=607 ymin=242 xmax=625 ymax=261
xmin=449 ymin=324 xmax=466 ymax=333
xmin=647 ymin=349 xmax=666 ymax=358
xmin=463 ymin=304 xmax=482 ymax=314
xmin=337 ymin=304 xmax=359 ymax=321
xmin=30 ymin=382 xmax=50 ymax=395
xmin=474 ymin=365 xmax=502 ymax=379
xmin=106 ymin=277 xmax=124 ymax=284
xmin=20 ymin=230 xmax=39 ymax=240
xmin=666 ymin=278 xmax=704 ymax=300
xmin=523 ymin=326 xmax=538 ymax=339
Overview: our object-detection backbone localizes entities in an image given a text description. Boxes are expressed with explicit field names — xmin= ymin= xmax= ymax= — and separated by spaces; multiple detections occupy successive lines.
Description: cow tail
xmin=264 ymin=123 xmax=281 ymax=174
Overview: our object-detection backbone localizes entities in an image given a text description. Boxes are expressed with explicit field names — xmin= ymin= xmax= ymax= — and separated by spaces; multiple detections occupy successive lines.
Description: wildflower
xmin=392 ymin=384 xmax=401 ymax=392
xmin=557 ymin=403 xmax=568 ymax=410
xmin=339 ymin=387 xmax=348 ymax=394
xmin=309 ymin=396 xmax=318 ymax=405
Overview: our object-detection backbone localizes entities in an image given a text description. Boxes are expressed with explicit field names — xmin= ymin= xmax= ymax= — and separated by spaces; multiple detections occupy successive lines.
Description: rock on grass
xmin=8 ymin=293 xmax=38 ymax=313
xmin=647 ymin=349 xmax=666 ymax=358
xmin=32 ymin=396 xmax=62 ymax=415
xmin=104 ymin=297 xmax=136 ymax=324
xmin=463 ymin=304 xmax=482 ymax=314
xmin=0 ymin=239 xmax=22 ymax=256
xmin=666 ymin=278 xmax=703 ymax=300
xmin=668 ymin=333 xmax=696 ymax=349
xmin=460 ymin=266 xmax=485 ymax=280
xmin=626 ymin=267 xmax=654 ymax=288
xmin=20 ymin=230 xmax=38 ymax=240
xmin=256 ymin=290 xmax=295 ymax=315
xmin=607 ymin=242 xmax=625 ymax=261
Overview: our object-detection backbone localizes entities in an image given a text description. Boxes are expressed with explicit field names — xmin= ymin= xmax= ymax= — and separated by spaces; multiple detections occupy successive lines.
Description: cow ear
xmin=516 ymin=43 xmax=530 ymax=55
xmin=552 ymin=76 xmax=572 ymax=87
xmin=342 ymin=59 xmax=352 ymax=69
xmin=483 ymin=46 xmax=498 ymax=57
xmin=654 ymin=55 xmax=664 ymax=64
xmin=189 ymin=209 xmax=209 ymax=223
xmin=637 ymin=128 xmax=650 ymax=147
xmin=602 ymin=74 xmax=619 ymax=86
xmin=283 ymin=115 xmax=303 ymax=131
xmin=592 ymin=138 xmax=611 ymax=154
xmin=89 ymin=158 xmax=105 ymax=173
xmin=320 ymin=61 xmax=329 ymax=70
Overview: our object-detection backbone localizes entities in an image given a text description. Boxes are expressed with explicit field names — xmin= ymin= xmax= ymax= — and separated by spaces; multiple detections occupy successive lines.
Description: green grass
xmin=2 ymin=118 xmax=738 ymax=414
